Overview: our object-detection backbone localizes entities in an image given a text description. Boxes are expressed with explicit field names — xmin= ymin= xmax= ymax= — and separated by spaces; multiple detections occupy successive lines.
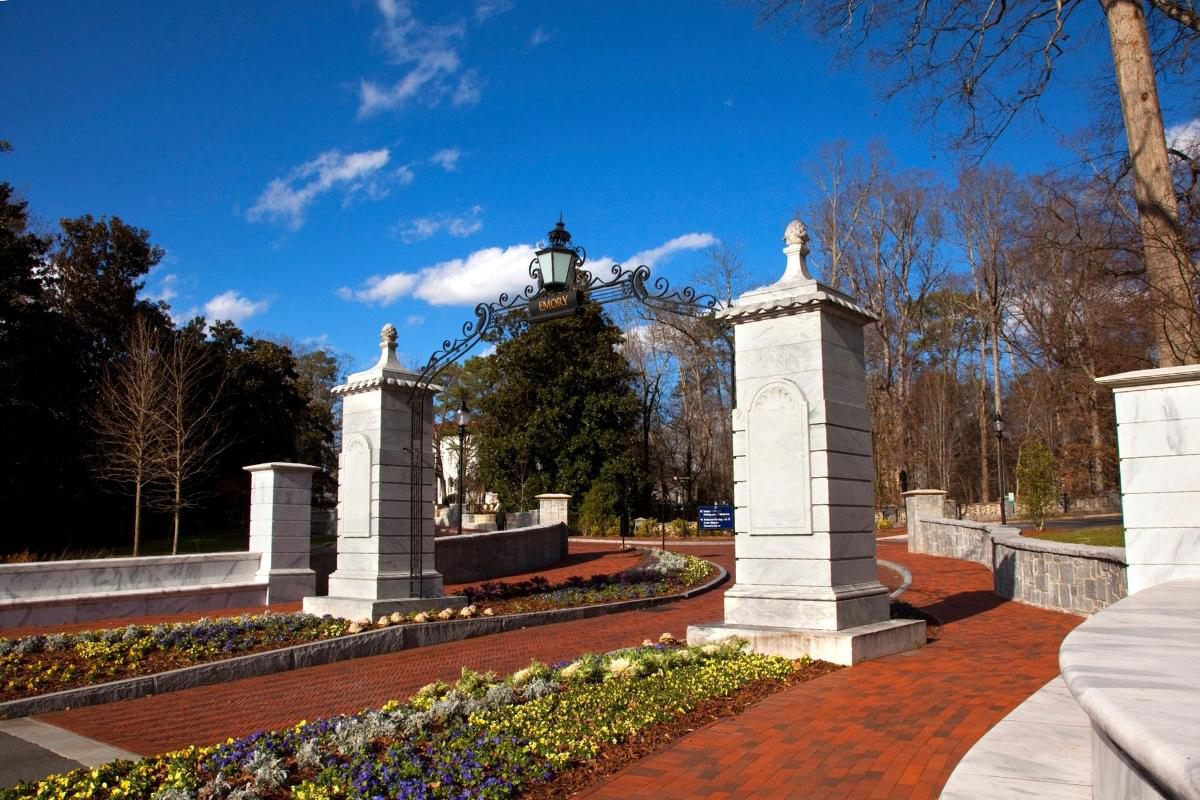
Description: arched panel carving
xmin=746 ymin=380 xmax=811 ymax=535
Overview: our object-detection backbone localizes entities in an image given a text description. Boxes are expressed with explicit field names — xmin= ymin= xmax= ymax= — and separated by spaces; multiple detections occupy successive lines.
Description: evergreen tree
xmin=475 ymin=304 xmax=641 ymax=519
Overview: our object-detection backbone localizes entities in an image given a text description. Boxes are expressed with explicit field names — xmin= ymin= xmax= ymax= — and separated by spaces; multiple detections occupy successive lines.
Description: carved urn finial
xmin=380 ymin=323 xmax=398 ymax=346
xmin=780 ymin=218 xmax=815 ymax=283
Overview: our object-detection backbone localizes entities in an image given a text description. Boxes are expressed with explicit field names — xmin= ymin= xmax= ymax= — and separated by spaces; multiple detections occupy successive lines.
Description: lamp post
xmin=994 ymin=413 xmax=1007 ymax=524
xmin=457 ymin=401 xmax=471 ymax=537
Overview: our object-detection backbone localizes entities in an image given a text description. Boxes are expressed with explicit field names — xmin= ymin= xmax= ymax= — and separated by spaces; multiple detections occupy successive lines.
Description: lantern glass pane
xmin=552 ymin=249 xmax=573 ymax=285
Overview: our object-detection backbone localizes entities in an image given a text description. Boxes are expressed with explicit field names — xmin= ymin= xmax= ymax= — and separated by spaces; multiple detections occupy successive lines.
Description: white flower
xmin=560 ymin=661 xmax=583 ymax=679
xmin=607 ymin=656 xmax=634 ymax=677
xmin=510 ymin=665 xmax=536 ymax=686
xmin=482 ymin=607 xmax=494 ymax=616
xmin=356 ymin=618 xmax=372 ymax=628
xmin=390 ymin=612 xmax=404 ymax=623
xmin=659 ymin=632 xmax=676 ymax=644
xmin=413 ymin=612 xmax=430 ymax=623
xmin=458 ymin=606 xmax=475 ymax=618
xmin=377 ymin=616 xmax=391 ymax=627
xmin=700 ymin=644 xmax=719 ymax=655
xmin=347 ymin=623 xmax=363 ymax=634
xmin=437 ymin=608 xmax=454 ymax=620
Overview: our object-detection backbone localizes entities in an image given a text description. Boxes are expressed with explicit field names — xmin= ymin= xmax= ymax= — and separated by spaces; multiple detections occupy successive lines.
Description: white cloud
xmin=145 ymin=273 xmax=179 ymax=304
xmin=340 ymin=243 xmax=536 ymax=306
xmin=1167 ymin=117 xmax=1200 ymax=157
xmin=628 ymin=232 xmax=719 ymax=268
xmin=431 ymin=147 xmax=461 ymax=171
xmin=474 ymin=0 xmax=512 ymax=22
xmin=406 ymin=314 xmax=426 ymax=326
xmin=338 ymin=232 xmax=720 ymax=308
xmin=204 ymin=290 xmax=270 ymax=325
xmin=397 ymin=205 xmax=483 ymax=243
xmin=248 ymin=148 xmax=393 ymax=230
xmin=359 ymin=0 xmax=480 ymax=115
xmin=452 ymin=71 xmax=483 ymax=106
xmin=528 ymin=26 xmax=554 ymax=48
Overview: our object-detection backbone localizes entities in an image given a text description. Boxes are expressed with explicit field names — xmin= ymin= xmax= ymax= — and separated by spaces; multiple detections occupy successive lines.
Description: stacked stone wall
xmin=910 ymin=517 xmax=1126 ymax=616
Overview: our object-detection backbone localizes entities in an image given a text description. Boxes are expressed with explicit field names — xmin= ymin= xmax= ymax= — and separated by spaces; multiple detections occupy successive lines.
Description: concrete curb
xmin=0 ymin=563 xmax=728 ymax=720
xmin=878 ymin=559 xmax=912 ymax=599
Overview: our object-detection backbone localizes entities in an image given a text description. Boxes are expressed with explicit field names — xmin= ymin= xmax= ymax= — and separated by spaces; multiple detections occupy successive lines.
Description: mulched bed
xmin=522 ymin=658 xmax=842 ymax=799
xmin=475 ymin=564 xmax=718 ymax=615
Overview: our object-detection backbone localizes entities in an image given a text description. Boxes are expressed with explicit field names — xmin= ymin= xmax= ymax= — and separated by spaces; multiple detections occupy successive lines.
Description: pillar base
xmin=262 ymin=568 xmax=316 ymax=604
xmin=686 ymin=618 xmax=925 ymax=666
xmin=302 ymin=594 xmax=467 ymax=621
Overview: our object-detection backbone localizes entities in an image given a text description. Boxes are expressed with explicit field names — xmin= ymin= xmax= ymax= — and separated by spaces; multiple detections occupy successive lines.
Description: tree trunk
xmin=133 ymin=479 xmax=142 ymax=557
xmin=172 ymin=475 xmax=182 ymax=555
xmin=989 ymin=316 xmax=1004 ymax=498
xmin=1104 ymin=0 xmax=1198 ymax=366
xmin=977 ymin=334 xmax=991 ymax=502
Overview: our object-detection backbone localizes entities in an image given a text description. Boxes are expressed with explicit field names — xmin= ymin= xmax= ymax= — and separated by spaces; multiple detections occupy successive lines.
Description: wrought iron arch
xmin=404 ymin=241 xmax=722 ymax=596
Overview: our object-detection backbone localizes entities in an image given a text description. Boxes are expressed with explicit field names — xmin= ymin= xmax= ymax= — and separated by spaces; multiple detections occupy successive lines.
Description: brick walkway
xmin=34 ymin=540 xmax=1078 ymax=798
xmin=576 ymin=541 xmax=1081 ymax=800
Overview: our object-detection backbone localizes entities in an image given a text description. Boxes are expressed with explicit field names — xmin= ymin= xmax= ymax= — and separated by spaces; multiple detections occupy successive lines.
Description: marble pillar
xmin=245 ymin=462 xmax=319 ymax=603
xmin=688 ymin=220 xmax=924 ymax=665
xmin=1097 ymin=364 xmax=1200 ymax=593
xmin=303 ymin=324 xmax=463 ymax=620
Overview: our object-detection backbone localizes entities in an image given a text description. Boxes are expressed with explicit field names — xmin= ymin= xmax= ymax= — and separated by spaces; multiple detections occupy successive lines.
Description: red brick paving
xmin=575 ymin=541 xmax=1081 ymax=800
xmin=36 ymin=540 xmax=1078 ymax=800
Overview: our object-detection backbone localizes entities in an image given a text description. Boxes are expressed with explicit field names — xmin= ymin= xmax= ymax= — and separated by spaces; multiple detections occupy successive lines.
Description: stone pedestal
xmin=245 ymin=462 xmax=319 ymax=603
xmin=536 ymin=493 xmax=571 ymax=527
xmin=903 ymin=489 xmax=948 ymax=541
xmin=688 ymin=223 xmax=923 ymax=665
xmin=304 ymin=324 xmax=463 ymax=620
xmin=1097 ymin=364 xmax=1200 ymax=594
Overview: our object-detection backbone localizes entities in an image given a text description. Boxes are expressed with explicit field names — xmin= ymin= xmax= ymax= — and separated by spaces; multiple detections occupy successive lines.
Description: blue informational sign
xmin=698 ymin=504 xmax=734 ymax=530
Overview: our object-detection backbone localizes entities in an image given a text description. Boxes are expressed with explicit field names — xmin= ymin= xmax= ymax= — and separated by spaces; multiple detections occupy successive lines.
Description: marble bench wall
xmin=0 ymin=552 xmax=267 ymax=631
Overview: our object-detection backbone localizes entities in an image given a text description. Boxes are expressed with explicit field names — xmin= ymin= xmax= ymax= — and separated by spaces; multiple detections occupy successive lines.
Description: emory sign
xmin=529 ymin=289 xmax=581 ymax=323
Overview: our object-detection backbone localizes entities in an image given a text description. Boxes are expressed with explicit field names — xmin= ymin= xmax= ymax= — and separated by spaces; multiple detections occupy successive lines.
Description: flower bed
xmin=3 ymin=639 xmax=839 ymax=799
xmin=459 ymin=549 xmax=713 ymax=613
xmin=0 ymin=550 xmax=715 ymax=703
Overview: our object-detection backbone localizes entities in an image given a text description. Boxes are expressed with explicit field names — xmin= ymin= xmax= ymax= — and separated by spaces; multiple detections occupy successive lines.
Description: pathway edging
xmin=0 ymin=564 xmax=728 ymax=720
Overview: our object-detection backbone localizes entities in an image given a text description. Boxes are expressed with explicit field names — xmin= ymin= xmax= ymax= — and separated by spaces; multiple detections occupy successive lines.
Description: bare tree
xmin=153 ymin=327 xmax=228 ymax=554
xmin=92 ymin=316 xmax=166 ymax=555
xmin=759 ymin=0 xmax=1200 ymax=364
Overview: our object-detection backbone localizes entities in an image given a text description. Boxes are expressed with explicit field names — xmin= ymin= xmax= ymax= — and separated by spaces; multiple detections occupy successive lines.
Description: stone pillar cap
xmin=243 ymin=462 xmax=321 ymax=473
xmin=901 ymin=489 xmax=948 ymax=496
xmin=535 ymin=493 xmax=572 ymax=500
xmin=1095 ymin=364 xmax=1200 ymax=389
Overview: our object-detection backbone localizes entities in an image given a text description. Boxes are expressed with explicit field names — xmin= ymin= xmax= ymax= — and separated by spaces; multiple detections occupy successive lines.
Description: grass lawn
xmin=1024 ymin=526 xmax=1126 ymax=547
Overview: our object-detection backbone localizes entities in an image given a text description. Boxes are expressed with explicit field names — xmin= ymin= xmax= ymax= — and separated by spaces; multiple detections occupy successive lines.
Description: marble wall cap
xmin=243 ymin=462 xmax=321 ymax=473
xmin=901 ymin=489 xmax=948 ymax=497
xmin=1060 ymin=578 xmax=1200 ymax=800
xmin=1095 ymin=363 xmax=1200 ymax=389
xmin=535 ymin=493 xmax=573 ymax=500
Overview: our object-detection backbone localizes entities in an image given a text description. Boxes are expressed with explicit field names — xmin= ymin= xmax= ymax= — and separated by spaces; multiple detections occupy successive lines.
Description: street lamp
xmin=457 ymin=401 xmax=471 ymax=537
xmin=535 ymin=214 xmax=579 ymax=290
xmin=994 ymin=413 xmax=1007 ymax=525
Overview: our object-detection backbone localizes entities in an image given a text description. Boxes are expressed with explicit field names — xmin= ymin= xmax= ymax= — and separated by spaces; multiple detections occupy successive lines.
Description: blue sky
xmin=1 ymin=0 xmax=1151 ymax=370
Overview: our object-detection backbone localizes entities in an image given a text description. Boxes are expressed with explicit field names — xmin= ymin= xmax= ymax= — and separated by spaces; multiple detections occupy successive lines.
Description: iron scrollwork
xmin=403 ymin=238 xmax=719 ymax=596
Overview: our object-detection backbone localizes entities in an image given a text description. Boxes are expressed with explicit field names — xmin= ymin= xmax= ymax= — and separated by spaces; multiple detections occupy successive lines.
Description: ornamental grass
xmin=3 ymin=639 xmax=797 ymax=800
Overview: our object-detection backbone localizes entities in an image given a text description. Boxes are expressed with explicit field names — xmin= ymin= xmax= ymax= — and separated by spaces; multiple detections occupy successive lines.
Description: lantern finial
xmin=548 ymin=215 xmax=571 ymax=247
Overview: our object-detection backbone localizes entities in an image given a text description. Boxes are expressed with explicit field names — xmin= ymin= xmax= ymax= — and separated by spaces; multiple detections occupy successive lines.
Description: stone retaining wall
xmin=909 ymin=517 xmax=1127 ymax=616
xmin=435 ymin=523 xmax=568 ymax=585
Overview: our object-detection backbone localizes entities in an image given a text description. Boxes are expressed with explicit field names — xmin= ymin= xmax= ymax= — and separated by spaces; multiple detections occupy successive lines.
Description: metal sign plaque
xmin=698 ymin=504 xmax=734 ymax=530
